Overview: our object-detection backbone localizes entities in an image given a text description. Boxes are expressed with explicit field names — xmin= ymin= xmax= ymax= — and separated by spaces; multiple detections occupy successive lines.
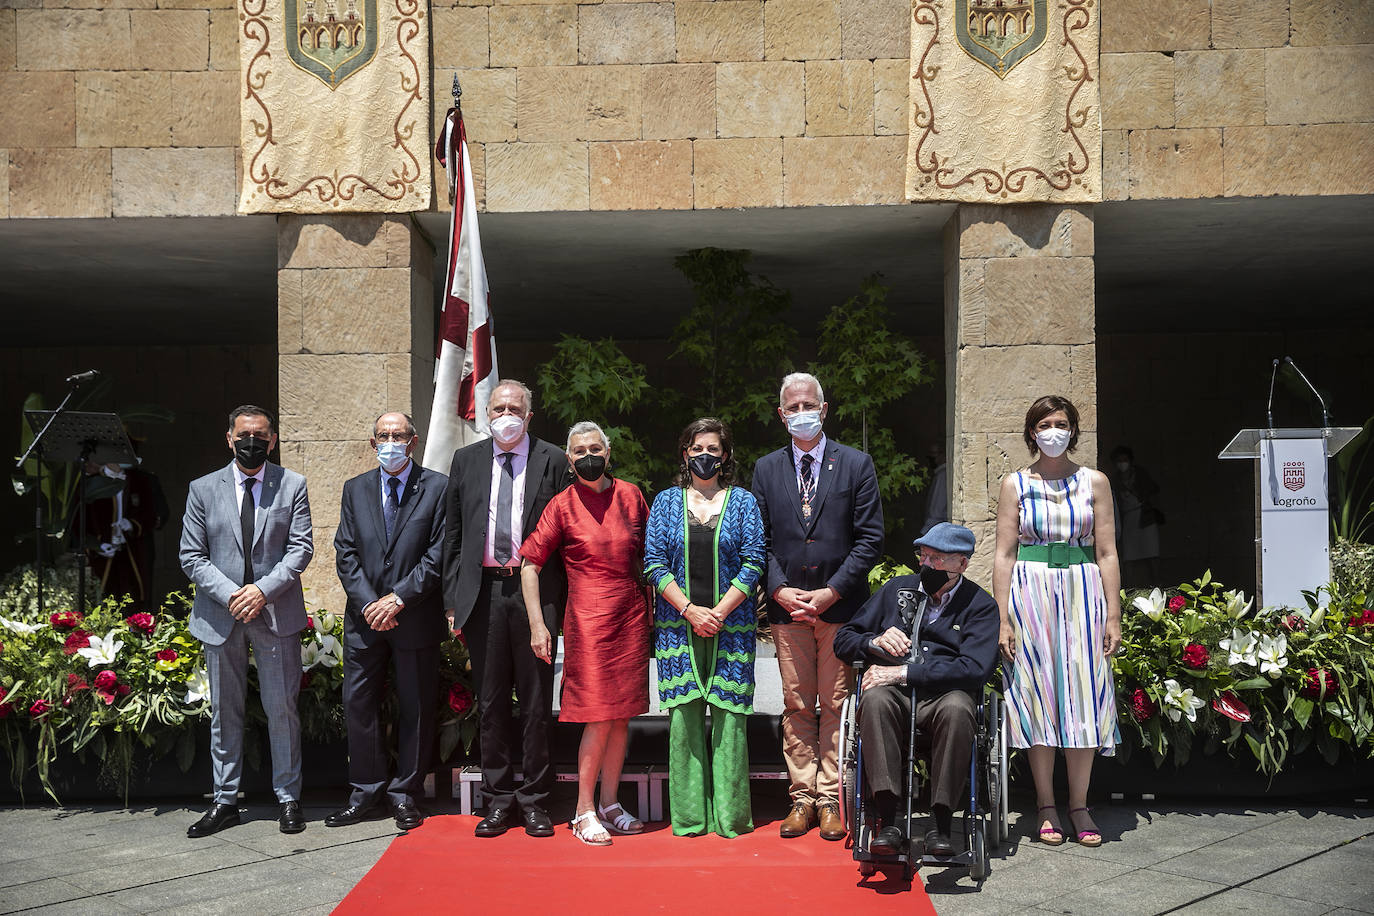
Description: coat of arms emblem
xmin=954 ymin=0 xmax=1048 ymax=79
xmin=286 ymin=0 xmax=378 ymax=90
xmin=1283 ymin=461 xmax=1305 ymax=492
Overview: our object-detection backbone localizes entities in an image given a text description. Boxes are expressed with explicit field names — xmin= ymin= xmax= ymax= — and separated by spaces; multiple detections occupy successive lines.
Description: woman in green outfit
xmin=644 ymin=418 xmax=766 ymax=837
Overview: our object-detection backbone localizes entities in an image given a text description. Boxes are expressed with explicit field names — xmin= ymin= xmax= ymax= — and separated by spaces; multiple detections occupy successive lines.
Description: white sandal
xmin=598 ymin=802 xmax=644 ymax=835
xmin=571 ymin=811 xmax=612 ymax=846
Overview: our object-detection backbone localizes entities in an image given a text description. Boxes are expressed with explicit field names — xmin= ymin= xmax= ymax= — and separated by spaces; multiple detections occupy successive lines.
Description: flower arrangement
xmin=1114 ymin=572 xmax=1374 ymax=774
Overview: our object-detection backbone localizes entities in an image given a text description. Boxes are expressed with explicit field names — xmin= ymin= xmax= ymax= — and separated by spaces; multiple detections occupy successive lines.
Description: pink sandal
xmin=1036 ymin=804 xmax=1064 ymax=845
xmin=1068 ymin=807 xmax=1102 ymax=847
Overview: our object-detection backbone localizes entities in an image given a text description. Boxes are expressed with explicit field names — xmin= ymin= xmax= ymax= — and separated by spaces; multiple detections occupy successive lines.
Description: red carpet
xmin=334 ymin=815 xmax=936 ymax=915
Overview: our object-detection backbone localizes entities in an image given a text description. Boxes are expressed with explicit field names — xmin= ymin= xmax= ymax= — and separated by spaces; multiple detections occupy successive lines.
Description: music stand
xmin=22 ymin=410 xmax=136 ymax=615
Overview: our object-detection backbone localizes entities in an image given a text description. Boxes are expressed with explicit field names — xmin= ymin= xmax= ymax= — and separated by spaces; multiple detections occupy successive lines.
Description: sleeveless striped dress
xmin=1002 ymin=466 xmax=1119 ymax=754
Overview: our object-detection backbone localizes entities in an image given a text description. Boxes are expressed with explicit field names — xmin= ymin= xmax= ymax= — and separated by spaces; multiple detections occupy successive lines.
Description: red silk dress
xmin=520 ymin=477 xmax=651 ymax=723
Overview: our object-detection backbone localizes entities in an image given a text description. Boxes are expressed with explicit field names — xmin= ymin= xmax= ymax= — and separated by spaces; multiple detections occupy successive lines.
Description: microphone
xmin=65 ymin=369 xmax=102 ymax=385
xmin=1284 ymin=357 xmax=1330 ymax=429
xmin=1266 ymin=358 xmax=1279 ymax=429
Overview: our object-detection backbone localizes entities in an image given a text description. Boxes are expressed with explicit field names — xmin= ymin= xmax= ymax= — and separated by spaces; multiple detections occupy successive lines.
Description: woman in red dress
xmin=520 ymin=421 xmax=651 ymax=846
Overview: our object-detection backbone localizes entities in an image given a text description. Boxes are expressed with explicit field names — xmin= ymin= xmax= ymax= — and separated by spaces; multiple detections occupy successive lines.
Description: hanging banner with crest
xmin=237 ymin=0 xmax=430 ymax=213
xmin=906 ymin=0 xmax=1100 ymax=204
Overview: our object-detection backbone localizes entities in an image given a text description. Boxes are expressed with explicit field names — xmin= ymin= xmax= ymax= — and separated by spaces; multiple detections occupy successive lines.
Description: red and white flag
xmin=423 ymin=107 xmax=498 ymax=470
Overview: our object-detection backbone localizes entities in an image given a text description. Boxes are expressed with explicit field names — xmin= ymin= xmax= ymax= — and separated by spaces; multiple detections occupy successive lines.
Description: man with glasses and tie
xmin=327 ymin=412 xmax=448 ymax=831
xmin=443 ymin=380 xmax=568 ymax=838
xmin=180 ymin=405 xmax=313 ymax=837
xmin=751 ymin=373 xmax=883 ymax=841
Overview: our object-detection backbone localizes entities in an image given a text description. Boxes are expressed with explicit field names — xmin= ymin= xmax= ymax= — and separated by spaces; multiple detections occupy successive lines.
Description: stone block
xmin=839 ymin=0 xmax=906 ymax=60
xmin=171 ymin=70 xmax=237 ymax=146
xmin=293 ymin=437 xmax=363 ymax=540
xmin=957 ymin=204 xmax=1095 ymax=258
xmin=279 ymin=354 xmax=388 ymax=443
xmin=582 ymin=65 xmax=646 ymax=139
xmin=1265 ymin=46 xmax=1374 ymax=126
xmin=157 ymin=0 xmax=233 ymax=8
xmin=490 ymin=5 xmax=575 ymax=67
xmin=1099 ymin=52 xmax=1173 ymax=130
xmin=385 ymin=352 xmax=413 ymax=414
xmin=278 ymin=269 xmax=304 ymax=355
xmin=0 ymin=150 xmax=7 ymax=219
xmin=208 ymin=8 xmax=236 ymax=69
xmin=763 ymin=0 xmax=839 ymax=60
xmin=111 ymin=147 xmax=234 ymax=216
xmin=955 ymin=344 xmax=1076 ymax=434
xmin=1100 ymin=0 xmax=1209 ymax=53
xmin=642 ymin=63 xmax=714 ymax=139
xmin=432 ymin=5 xmax=489 ymax=69
xmin=470 ymin=140 xmax=486 ymax=210
xmin=1101 ymin=129 xmax=1128 ymax=201
xmin=303 ymin=530 xmax=345 ymax=613
xmin=692 ymin=137 xmax=782 ymax=208
xmin=75 ymin=71 xmax=173 ymax=148
xmin=717 ymin=60 xmax=803 ymax=137
xmin=300 ymin=269 xmax=414 ymax=354
xmin=1 ymin=10 xmax=15 ymax=70
xmin=782 ymin=135 xmax=904 ymax=205
xmin=579 ymin=3 xmax=674 ymax=65
xmin=1211 ymin=0 xmax=1289 ymax=49
xmin=518 ymin=65 xmax=642 ymax=141
xmin=873 ymin=58 xmax=906 ymax=136
xmin=589 ymin=139 xmax=691 ymax=209
xmin=0 ymin=72 xmax=73 ymax=148
xmin=805 ymin=59 xmax=872 ymax=137
xmin=1175 ymin=49 xmax=1264 ymax=127
xmin=130 ymin=10 xmax=207 ymax=70
xmin=1127 ymin=127 xmax=1223 ymax=199
xmin=16 ymin=10 xmax=132 ymax=70
xmin=676 ymin=1 xmax=762 ymax=62
xmin=949 ymin=258 xmax=986 ymax=348
xmin=8 ymin=147 xmax=110 ymax=218
xmin=1290 ymin=0 xmax=1374 ymax=47
xmin=278 ymin=214 xmax=398 ymax=269
xmin=1224 ymin=123 xmax=1374 ymax=197
xmin=434 ymin=68 xmax=516 ymax=143
xmin=485 ymin=140 xmax=588 ymax=211
xmin=983 ymin=258 xmax=1095 ymax=346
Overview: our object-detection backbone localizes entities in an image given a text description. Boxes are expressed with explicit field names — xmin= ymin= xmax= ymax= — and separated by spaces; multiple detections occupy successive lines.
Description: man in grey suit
xmin=180 ymin=405 xmax=314 ymax=837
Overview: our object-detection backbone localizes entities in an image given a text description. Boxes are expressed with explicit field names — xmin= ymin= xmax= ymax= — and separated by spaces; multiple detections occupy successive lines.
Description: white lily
xmin=184 ymin=668 xmax=211 ymax=704
xmin=0 ymin=617 xmax=47 ymax=635
xmin=76 ymin=631 xmax=124 ymax=667
xmin=1162 ymin=679 xmax=1206 ymax=723
xmin=1310 ymin=606 xmax=1327 ymax=627
xmin=1132 ymin=588 xmax=1167 ymax=622
xmin=317 ymin=611 xmax=337 ymax=633
xmin=1222 ymin=590 xmax=1253 ymax=620
xmin=1218 ymin=628 xmax=1258 ymax=668
xmin=1256 ymin=633 xmax=1288 ymax=677
xmin=301 ymin=641 xmax=321 ymax=671
xmin=316 ymin=633 xmax=342 ymax=668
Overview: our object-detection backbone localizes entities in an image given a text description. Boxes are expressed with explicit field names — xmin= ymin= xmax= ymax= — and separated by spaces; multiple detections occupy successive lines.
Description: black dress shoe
xmin=924 ymin=828 xmax=955 ymax=857
xmin=523 ymin=807 xmax=555 ymax=837
xmin=393 ymin=802 xmax=424 ymax=831
xmin=475 ymin=806 xmax=516 ymax=837
xmin=187 ymin=803 xmax=240 ymax=838
xmin=279 ymin=800 xmax=306 ymax=835
xmin=324 ymin=801 xmax=381 ymax=828
xmin=869 ymin=825 xmax=905 ymax=856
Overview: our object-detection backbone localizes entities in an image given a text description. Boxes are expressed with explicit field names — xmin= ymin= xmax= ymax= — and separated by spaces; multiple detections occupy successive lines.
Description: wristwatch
xmin=394 ymin=596 xmax=405 ymax=609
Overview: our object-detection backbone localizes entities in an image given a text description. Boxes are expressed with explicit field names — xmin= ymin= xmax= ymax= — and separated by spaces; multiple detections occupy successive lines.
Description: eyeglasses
xmin=234 ymin=433 xmax=272 ymax=442
xmin=374 ymin=433 xmax=414 ymax=442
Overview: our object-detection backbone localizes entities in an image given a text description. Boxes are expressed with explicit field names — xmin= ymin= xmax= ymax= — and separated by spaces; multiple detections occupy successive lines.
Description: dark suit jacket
xmin=335 ymin=464 xmax=448 ymax=651
xmin=751 ymin=439 xmax=884 ymax=625
xmin=442 ymin=436 xmax=568 ymax=632
xmin=834 ymin=575 xmax=1000 ymax=695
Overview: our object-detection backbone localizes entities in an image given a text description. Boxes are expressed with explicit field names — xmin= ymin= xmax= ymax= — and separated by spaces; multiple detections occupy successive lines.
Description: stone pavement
xmin=0 ymin=794 xmax=1369 ymax=915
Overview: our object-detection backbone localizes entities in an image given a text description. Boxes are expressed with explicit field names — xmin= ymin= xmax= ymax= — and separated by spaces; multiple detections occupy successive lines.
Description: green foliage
xmin=1332 ymin=537 xmax=1374 ymax=599
xmin=1332 ymin=416 xmax=1374 ymax=543
xmin=867 ymin=556 xmax=916 ymax=594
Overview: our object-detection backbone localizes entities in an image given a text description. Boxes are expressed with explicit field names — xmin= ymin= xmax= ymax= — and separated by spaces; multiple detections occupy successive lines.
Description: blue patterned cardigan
xmin=644 ymin=486 xmax=765 ymax=714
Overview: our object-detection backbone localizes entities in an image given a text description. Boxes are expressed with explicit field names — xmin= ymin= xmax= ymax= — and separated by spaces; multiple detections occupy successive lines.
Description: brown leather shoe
xmin=779 ymin=801 xmax=815 ymax=838
xmin=817 ymin=802 xmax=846 ymax=841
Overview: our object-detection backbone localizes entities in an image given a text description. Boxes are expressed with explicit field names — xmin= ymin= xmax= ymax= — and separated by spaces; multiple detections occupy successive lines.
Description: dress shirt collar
xmin=382 ymin=459 xmax=413 ymax=493
xmin=233 ymin=462 xmax=266 ymax=488
xmin=921 ymin=575 xmax=961 ymax=621
xmin=790 ymin=433 xmax=828 ymax=474
xmin=493 ymin=434 xmax=531 ymax=462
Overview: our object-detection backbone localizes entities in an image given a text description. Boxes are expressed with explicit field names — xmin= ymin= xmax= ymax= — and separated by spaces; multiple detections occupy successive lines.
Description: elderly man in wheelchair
xmin=834 ymin=522 xmax=1000 ymax=861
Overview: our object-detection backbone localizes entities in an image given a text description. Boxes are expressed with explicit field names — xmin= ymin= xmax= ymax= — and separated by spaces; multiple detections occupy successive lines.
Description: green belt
xmin=1017 ymin=542 xmax=1095 ymax=568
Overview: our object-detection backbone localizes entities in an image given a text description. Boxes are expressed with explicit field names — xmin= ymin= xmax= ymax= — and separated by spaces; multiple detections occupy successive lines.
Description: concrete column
xmin=943 ymin=204 xmax=1096 ymax=583
xmin=276 ymin=214 xmax=435 ymax=611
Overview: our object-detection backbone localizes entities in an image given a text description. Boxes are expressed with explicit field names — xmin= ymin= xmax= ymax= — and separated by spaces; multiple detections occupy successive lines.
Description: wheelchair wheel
xmin=996 ymin=696 xmax=1009 ymax=844
xmin=838 ymin=693 xmax=858 ymax=833
xmin=970 ymin=817 xmax=988 ymax=881
xmin=984 ymin=692 xmax=1005 ymax=848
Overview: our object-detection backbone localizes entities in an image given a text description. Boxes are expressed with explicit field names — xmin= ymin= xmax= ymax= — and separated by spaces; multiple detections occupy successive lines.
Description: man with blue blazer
xmin=180 ymin=405 xmax=313 ymax=837
xmin=752 ymin=372 xmax=884 ymax=840
xmin=328 ymin=412 xmax=447 ymax=832
xmin=834 ymin=523 xmax=1000 ymax=858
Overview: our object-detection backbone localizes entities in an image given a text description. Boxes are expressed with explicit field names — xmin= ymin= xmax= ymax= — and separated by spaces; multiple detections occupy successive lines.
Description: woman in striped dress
xmin=993 ymin=395 xmax=1122 ymax=848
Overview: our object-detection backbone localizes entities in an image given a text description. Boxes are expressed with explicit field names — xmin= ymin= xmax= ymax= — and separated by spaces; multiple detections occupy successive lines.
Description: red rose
xmin=1348 ymin=609 xmax=1374 ymax=628
xmin=66 ymin=674 xmax=89 ymax=691
xmin=49 ymin=610 xmax=84 ymax=630
xmin=29 ymin=698 xmax=51 ymax=718
xmin=300 ymin=671 xmax=313 ymax=690
xmin=116 ymin=684 xmax=130 ymax=697
xmin=1166 ymin=595 xmax=1187 ymax=613
xmin=95 ymin=687 xmax=116 ymax=706
xmin=126 ymin=613 xmax=156 ymax=635
xmin=0 ymin=686 xmax=9 ymax=718
xmin=448 ymin=683 xmax=474 ymax=717
xmin=1301 ymin=667 xmax=1338 ymax=699
xmin=1281 ymin=614 xmax=1307 ymax=633
xmin=1212 ymin=691 xmax=1252 ymax=723
xmin=1181 ymin=643 xmax=1210 ymax=669
xmin=94 ymin=670 xmax=118 ymax=690
xmin=63 ymin=630 xmax=92 ymax=655
xmin=156 ymin=649 xmax=179 ymax=663
xmin=1129 ymin=688 xmax=1156 ymax=722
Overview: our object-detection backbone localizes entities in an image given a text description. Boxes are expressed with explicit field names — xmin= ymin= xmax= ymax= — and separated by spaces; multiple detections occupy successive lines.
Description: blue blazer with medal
xmin=750 ymin=438 xmax=884 ymax=625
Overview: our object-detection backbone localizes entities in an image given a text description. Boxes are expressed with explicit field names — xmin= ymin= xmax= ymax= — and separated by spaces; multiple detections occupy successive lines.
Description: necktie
xmin=494 ymin=452 xmax=515 ymax=565
xmin=799 ymin=453 xmax=816 ymax=519
xmin=385 ymin=476 xmax=401 ymax=539
xmin=241 ymin=478 xmax=256 ymax=585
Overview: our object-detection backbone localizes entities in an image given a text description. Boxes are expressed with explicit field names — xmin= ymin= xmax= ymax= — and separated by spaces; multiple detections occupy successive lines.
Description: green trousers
xmin=668 ymin=698 xmax=753 ymax=837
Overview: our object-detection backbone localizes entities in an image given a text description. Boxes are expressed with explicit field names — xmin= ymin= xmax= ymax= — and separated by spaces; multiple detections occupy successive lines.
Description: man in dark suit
xmin=834 ymin=523 xmax=1000 ymax=857
xmin=180 ymin=405 xmax=313 ymax=837
xmin=752 ymin=372 xmax=884 ymax=840
xmin=328 ymin=412 xmax=447 ymax=831
xmin=444 ymin=380 xmax=567 ymax=838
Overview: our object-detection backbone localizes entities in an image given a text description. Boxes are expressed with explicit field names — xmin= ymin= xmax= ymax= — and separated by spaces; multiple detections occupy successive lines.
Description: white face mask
xmin=490 ymin=415 xmax=526 ymax=446
xmin=376 ymin=441 xmax=410 ymax=474
xmin=1035 ymin=428 xmax=1071 ymax=458
xmin=785 ymin=410 xmax=823 ymax=441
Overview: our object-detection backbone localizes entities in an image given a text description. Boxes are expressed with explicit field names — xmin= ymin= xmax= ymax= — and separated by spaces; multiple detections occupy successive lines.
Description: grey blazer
xmin=179 ymin=461 xmax=314 ymax=646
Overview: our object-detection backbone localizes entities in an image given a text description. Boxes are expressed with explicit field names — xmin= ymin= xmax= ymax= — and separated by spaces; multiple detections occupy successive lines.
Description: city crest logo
xmin=286 ymin=0 xmax=378 ymax=90
xmin=954 ymin=0 xmax=1048 ymax=80
xmin=1283 ymin=461 xmax=1305 ymax=492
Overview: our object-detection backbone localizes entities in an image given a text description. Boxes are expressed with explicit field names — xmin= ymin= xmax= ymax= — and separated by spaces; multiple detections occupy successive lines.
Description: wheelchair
xmin=838 ymin=662 xmax=1009 ymax=882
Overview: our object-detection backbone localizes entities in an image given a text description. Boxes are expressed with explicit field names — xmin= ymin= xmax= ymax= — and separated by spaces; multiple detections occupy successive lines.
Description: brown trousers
xmin=773 ymin=619 xmax=852 ymax=805
xmin=858 ymin=685 xmax=975 ymax=811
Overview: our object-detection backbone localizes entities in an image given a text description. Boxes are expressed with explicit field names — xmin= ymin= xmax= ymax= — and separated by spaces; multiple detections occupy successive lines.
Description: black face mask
xmin=919 ymin=564 xmax=953 ymax=597
xmin=234 ymin=436 xmax=270 ymax=471
xmin=573 ymin=454 xmax=607 ymax=481
xmin=688 ymin=453 xmax=722 ymax=481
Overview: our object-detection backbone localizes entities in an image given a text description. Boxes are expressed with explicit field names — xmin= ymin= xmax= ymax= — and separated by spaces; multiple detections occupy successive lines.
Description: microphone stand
xmin=1284 ymin=357 xmax=1331 ymax=431
xmin=14 ymin=381 xmax=86 ymax=620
